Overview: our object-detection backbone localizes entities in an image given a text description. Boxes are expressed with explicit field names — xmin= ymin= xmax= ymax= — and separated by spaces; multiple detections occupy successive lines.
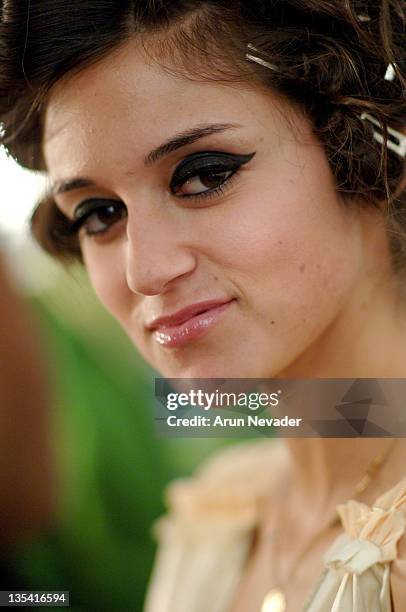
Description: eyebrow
xmin=51 ymin=122 xmax=241 ymax=196
xmin=52 ymin=177 xmax=94 ymax=195
xmin=144 ymin=122 xmax=241 ymax=166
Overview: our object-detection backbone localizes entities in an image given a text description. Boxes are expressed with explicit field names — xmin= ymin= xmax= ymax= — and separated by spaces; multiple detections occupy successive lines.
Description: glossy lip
xmin=147 ymin=299 xmax=235 ymax=348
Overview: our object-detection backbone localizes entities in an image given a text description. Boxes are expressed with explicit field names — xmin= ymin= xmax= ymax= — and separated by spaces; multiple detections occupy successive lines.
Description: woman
xmin=0 ymin=1 xmax=405 ymax=610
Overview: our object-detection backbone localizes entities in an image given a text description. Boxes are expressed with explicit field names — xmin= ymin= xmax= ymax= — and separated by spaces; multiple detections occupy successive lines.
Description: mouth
xmin=147 ymin=299 xmax=235 ymax=348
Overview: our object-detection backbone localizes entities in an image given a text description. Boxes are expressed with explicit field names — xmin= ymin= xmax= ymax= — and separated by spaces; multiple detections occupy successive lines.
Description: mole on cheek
xmin=299 ymin=264 xmax=306 ymax=273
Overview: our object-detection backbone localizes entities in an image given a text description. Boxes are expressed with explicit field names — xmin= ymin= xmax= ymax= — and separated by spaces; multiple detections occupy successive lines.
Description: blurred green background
xmin=4 ymin=262 xmax=231 ymax=612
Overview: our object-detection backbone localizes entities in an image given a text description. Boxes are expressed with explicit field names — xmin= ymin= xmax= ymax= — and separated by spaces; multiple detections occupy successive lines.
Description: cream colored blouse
xmin=144 ymin=440 xmax=406 ymax=612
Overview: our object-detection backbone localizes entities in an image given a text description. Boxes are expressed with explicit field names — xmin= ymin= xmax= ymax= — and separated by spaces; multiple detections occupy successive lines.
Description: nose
xmin=124 ymin=210 xmax=197 ymax=296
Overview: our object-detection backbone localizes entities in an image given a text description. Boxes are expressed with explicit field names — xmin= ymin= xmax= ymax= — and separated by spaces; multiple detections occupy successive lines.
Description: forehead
xmin=43 ymin=40 xmax=298 ymax=181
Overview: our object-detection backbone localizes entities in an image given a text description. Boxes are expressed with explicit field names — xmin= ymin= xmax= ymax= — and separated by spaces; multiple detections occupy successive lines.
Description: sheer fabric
xmin=305 ymin=477 xmax=406 ymax=611
xmin=144 ymin=441 xmax=406 ymax=612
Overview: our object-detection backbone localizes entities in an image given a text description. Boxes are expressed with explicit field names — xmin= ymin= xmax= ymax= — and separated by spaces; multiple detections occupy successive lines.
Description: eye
xmin=170 ymin=151 xmax=255 ymax=199
xmin=72 ymin=199 xmax=127 ymax=237
xmin=175 ymin=169 xmax=235 ymax=196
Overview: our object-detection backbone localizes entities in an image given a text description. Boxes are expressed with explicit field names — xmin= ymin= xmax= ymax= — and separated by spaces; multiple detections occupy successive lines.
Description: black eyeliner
xmin=73 ymin=198 xmax=121 ymax=221
xmin=170 ymin=151 xmax=256 ymax=190
xmin=68 ymin=198 xmax=123 ymax=235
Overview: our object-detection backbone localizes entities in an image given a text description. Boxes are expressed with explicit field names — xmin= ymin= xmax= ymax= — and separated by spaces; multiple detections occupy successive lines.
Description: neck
xmin=284 ymin=437 xmax=397 ymax=512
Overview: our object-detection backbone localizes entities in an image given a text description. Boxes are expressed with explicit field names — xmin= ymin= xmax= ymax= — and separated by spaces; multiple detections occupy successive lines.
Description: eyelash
xmin=172 ymin=167 xmax=237 ymax=202
xmin=70 ymin=151 xmax=255 ymax=238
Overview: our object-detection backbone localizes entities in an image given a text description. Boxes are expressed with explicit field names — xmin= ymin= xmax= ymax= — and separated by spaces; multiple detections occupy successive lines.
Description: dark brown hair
xmin=0 ymin=1 xmax=405 ymax=265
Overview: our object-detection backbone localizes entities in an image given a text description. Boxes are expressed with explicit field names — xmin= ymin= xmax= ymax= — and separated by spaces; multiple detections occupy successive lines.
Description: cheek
xmin=206 ymin=179 xmax=361 ymax=335
xmin=211 ymin=188 xmax=359 ymax=281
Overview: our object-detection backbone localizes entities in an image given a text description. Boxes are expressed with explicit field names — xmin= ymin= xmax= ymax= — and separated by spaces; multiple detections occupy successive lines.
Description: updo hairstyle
xmin=0 ymin=1 xmax=404 ymax=265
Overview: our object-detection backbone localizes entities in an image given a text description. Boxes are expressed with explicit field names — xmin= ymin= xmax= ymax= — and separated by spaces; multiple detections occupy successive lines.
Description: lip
xmin=147 ymin=299 xmax=235 ymax=348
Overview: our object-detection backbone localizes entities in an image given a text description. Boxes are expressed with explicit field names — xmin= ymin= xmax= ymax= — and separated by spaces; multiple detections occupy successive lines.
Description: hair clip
xmin=245 ymin=43 xmax=278 ymax=72
xmin=360 ymin=113 xmax=406 ymax=158
xmin=384 ymin=63 xmax=396 ymax=82
xmin=356 ymin=14 xmax=371 ymax=23
xmin=245 ymin=45 xmax=405 ymax=159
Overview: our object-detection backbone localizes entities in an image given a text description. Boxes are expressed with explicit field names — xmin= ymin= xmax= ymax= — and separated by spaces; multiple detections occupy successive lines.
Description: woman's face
xmin=44 ymin=41 xmax=365 ymax=378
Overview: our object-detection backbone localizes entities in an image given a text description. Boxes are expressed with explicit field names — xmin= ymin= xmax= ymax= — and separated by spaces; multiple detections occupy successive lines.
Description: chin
xmin=156 ymin=358 xmax=264 ymax=380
